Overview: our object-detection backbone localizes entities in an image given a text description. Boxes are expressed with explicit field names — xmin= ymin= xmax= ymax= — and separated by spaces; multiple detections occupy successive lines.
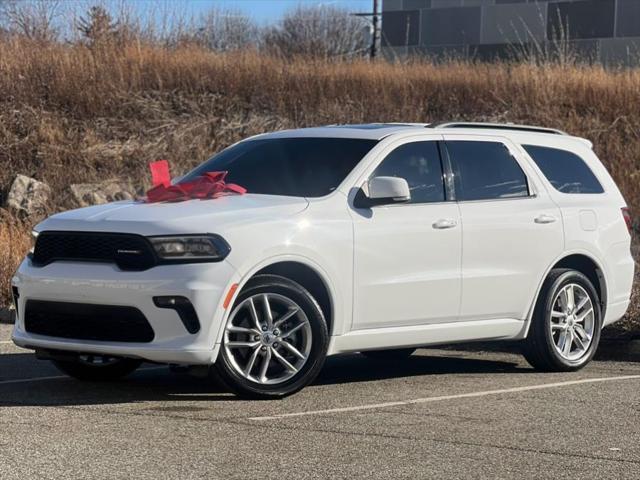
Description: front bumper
xmin=11 ymin=257 xmax=238 ymax=365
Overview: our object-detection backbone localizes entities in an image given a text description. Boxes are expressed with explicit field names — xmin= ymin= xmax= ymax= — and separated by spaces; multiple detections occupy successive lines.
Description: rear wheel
xmin=522 ymin=268 xmax=602 ymax=372
xmin=52 ymin=355 xmax=142 ymax=381
xmin=213 ymin=274 xmax=329 ymax=399
xmin=361 ymin=348 xmax=416 ymax=360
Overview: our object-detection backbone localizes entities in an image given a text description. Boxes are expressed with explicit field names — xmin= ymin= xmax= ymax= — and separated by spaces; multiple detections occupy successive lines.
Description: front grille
xmin=32 ymin=231 xmax=157 ymax=271
xmin=25 ymin=300 xmax=155 ymax=343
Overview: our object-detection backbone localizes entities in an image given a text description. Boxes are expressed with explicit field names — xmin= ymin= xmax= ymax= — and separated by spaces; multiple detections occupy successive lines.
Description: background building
xmin=381 ymin=0 xmax=640 ymax=65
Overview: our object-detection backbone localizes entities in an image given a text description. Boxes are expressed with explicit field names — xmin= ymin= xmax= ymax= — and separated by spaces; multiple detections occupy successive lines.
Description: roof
xmin=253 ymin=122 xmax=577 ymax=142
xmin=254 ymin=123 xmax=428 ymax=140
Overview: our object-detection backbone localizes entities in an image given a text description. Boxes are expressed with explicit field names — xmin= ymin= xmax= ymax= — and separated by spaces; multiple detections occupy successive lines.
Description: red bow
xmin=145 ymin=160 xmax=246 ymax=203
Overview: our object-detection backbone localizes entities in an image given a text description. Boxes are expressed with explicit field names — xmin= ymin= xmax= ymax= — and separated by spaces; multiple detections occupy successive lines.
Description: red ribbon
xmin=145 ymin=160 xmax=246 ymax=203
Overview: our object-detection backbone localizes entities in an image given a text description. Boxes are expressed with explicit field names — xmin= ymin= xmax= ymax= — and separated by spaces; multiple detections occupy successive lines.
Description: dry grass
xmin=0 ymin=214 xmax=31 ymax=306
xmin=0 ymin=38 xmax=638 ymax=326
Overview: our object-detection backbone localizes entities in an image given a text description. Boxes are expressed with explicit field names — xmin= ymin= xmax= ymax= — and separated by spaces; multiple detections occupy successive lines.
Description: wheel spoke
xmin=566 ymin=286 xmax=575 ymax=312
xmin=247 ymin=298 xmax=261 ymax=331
xmin=559 ymin=288 xmax=569 ymax=313
xmin=551 ymin=311 xmax=565 ymax=319
xmin=271 ymin=348 xmax=298 ymax=373
xmin=273 ymin=307 xmax=300 ymax=329
xmin=562 ymin=330 xmax=573 ymax=356
xmin=281 ymin=320 xmax=308 ymax=338
xmin=551 ymin=323 xmax=565 ymax=331
xmin=259 ymin=347 xmax=272 ymax=383
xmin=227 ymin=325 xmax=258 ymax=335
xmin=244 ymin=347 xmax=261 ymax=377
xmin=574 ymin=295 xmax=590 ymax=315
xmin=280 ymin=340 xmax=306 ymax=360
xmin=262 ymin=294 xmax=274 ymax=329
xmin=573 ymin=330 xmax=587 ymax=350
xmin=574 ymin=324 xmax=590 ymax=342
xmin=576 ymin=307 xmax=594 ymax=323
xmin=227 ymin=341 xmax=259 ymax=349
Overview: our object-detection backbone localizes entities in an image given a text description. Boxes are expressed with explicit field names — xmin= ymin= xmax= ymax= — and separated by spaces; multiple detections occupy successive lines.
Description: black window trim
xmin=442 ymin=139 xmax=537 ymax=204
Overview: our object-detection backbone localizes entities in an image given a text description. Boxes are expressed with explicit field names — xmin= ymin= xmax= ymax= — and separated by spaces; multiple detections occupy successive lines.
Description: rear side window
xmin=523 ymin=145 xmax=604 ymax=194
xmin=372 ymin=141 xmax=445 ymax=204
xmin=446 ymin=141 xmax=529 ymax=201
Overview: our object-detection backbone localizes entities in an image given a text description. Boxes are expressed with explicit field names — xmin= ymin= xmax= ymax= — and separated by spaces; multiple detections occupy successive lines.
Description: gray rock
xmin=68 ymin=179 xmax=135 ymax=207
xmin=0 ymin=306 xmax=16 ymax=325
xmin=6 ymin=174 xmax=51 ymax=218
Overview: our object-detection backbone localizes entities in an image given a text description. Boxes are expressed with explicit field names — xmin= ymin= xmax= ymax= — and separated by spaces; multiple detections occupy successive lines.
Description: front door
xmin=351 ymin=139 xmax=462 ymax=330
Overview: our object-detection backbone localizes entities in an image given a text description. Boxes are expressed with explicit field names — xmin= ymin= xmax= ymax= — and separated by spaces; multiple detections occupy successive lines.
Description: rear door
xmin=442 ymin=135 xmax=564 ymax=321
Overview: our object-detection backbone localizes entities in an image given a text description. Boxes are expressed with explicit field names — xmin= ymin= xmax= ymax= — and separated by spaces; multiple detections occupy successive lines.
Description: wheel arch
xmin=215 ymin=255 xmax=338 ymax=348
xmin=253 ymin=261 xmax=334 ymax=336
xmin=525 ymin=251 xmax=607 ymax=336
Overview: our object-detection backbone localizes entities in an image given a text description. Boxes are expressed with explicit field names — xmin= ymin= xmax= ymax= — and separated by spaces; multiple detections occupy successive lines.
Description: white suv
xmin=11 ymin=122 xmax=635 ymax=398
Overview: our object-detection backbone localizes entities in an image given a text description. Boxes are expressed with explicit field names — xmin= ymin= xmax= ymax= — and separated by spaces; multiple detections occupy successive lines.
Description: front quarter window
xmin=181 ymin=137 xmax=378 ymax=198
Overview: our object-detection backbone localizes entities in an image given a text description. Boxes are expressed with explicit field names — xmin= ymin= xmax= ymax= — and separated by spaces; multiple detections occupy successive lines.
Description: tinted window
xmin=523 ymin=145 xmax=604 ymax=194
xmin=446 ymin=141 xmax=529 ymax=201
xmin=372 ymin=141 xmax=445 ymax=204
xmin=181 ymin=138 xmax=377 ymax=197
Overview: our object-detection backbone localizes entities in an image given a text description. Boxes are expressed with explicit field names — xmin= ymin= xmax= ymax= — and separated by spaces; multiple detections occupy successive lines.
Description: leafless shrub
xmin=263 ymin=5 xmax=369 ymax=59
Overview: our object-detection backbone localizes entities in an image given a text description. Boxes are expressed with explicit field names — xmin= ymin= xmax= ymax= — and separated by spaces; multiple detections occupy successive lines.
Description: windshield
xmin=180 ymin=137 xmax=378 ymax=197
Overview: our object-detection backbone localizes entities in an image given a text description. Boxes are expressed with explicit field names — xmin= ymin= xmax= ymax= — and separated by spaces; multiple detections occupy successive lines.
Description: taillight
xmin=622 ymin=207 xmax=633 ymax=234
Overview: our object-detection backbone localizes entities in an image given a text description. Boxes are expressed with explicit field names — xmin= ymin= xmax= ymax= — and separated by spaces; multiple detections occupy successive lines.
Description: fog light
xmin=153 ymin=296 xmax=200 ymax=334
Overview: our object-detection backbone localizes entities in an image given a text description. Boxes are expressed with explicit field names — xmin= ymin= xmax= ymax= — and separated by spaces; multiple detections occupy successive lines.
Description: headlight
xmin=148 ymin=234 xmax=231 ymax=262
xmin=29 ymin=230 xmax=40 ymax=254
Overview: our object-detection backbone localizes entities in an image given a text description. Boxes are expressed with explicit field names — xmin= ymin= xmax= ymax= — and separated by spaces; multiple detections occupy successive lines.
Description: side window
xmin=372 ymin=141 xmax=445 ymax=204
xmin=446 ymin=141 xmax=529 ymax=201
xmin=523 ymin=145 xmax=604 ymax=194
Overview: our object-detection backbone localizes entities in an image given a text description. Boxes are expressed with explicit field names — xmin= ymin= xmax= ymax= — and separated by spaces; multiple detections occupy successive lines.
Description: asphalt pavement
xmin=1 ymin=323 xmax=639 ymax=479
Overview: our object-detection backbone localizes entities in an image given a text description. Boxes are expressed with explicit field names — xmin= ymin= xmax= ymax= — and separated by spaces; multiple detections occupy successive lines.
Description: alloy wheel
xmin=223 ymin=293 xmax=312 ymax=385
xmin=549 ymin=283 xmax=595 ymax=361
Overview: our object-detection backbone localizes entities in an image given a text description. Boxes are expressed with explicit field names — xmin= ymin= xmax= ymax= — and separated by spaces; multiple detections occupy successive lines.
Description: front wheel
xmin=52 ymin=355 xmax=142 ymax=381
xmin=213 ymin=274 xmax=329 ymax=399
xmin=522 ymin=268 xmax=602 ymax=372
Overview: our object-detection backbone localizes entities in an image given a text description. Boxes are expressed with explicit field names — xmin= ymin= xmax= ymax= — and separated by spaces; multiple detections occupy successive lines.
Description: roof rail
xmin=429 ymin=122 xmax=568 ymax=136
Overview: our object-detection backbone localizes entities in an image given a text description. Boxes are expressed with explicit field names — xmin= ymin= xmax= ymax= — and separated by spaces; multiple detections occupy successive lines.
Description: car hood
xmin=36 ymin=194 xmax=309 ymax=236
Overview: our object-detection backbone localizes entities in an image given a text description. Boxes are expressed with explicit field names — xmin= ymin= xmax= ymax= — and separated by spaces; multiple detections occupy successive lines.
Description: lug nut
xmin=273 ymin=342 xmax=279 ymax=348
xmin=261 ymin=346 xmax=267 ymax=351
xmin=253 ymin=335 xmax=260 ymax=341
xmin=261 ymin=325 xmax=267 ymax=331
xmin=273 ymin=329 xmax=280 ymax=336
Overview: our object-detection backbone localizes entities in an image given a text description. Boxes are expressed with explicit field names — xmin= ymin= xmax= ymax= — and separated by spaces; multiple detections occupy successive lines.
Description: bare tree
xmin=182 ymin=8 xmax=258 ymax=51
xmin=263 ymin=5 xmax=369 ymax=59
xmin=1 ymin=0 xmax=61 ymax=42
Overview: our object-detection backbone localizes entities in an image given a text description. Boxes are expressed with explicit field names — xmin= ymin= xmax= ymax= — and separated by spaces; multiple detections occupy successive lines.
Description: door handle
xmin=534 ymin=214 xmax=557 ymax=224
xmin=433 ymin=218 xmax=458 ymax=229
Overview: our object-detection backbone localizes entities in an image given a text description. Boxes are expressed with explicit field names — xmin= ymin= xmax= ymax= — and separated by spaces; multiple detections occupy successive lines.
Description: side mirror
xmin=354 ymin=176 xmax=411 ymax=208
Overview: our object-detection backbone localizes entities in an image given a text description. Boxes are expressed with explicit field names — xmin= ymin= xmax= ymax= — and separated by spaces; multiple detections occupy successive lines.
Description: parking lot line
xmin=248 ymin=374 xmax=640 ymax=421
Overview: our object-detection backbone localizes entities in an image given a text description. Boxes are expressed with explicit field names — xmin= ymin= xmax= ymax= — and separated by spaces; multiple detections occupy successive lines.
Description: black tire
xmin=212 ymin=274 xmax=329 ymax=399
xmin=52 ymin=356 xmax=142 ymax=381
xmin=361 ymin=348 xmax=416 ymax=360
xmin=522 ymin=268 xmax=602 ymax=372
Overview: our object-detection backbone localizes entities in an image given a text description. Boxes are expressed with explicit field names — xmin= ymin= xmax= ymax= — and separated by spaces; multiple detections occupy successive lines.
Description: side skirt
xmin=327 ymin=318 xmax=527 ymax=356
